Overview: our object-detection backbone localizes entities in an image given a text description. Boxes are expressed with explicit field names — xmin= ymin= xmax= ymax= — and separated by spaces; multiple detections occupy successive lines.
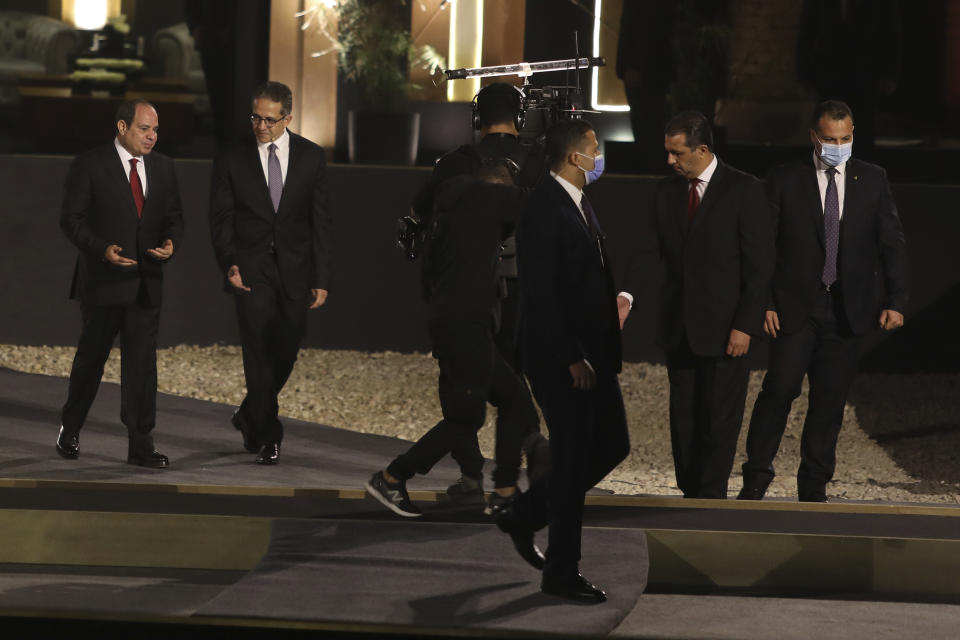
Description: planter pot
xmin=347 ymin=110 xmax=420 ymax=165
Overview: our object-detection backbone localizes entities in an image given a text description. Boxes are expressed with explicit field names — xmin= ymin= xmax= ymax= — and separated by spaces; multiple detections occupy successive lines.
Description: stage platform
xmin=2 ymin=366 xmax=960 ymax=639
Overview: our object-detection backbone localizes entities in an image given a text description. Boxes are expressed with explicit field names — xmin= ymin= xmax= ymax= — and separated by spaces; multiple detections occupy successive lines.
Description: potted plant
xmin=301 ymin=0 xmax=444 ymax=164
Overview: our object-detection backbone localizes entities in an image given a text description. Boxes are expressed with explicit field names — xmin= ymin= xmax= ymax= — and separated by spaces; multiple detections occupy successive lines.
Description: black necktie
xmin=580 ymin=194 xmax=603 ymax=239
xmin=580 ymin=194 xmax=604 ymax=266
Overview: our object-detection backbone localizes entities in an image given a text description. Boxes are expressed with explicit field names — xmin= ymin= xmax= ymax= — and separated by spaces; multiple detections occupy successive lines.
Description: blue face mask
xmin=576 ymin=152 xmax=605 ymax=184
xmin=818 ymin=141 xmax=852 ymax=167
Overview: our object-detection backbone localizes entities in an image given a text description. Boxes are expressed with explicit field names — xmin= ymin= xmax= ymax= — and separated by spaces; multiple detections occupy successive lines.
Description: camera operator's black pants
xmin=387 ymin=313 xmax=540 ymax=488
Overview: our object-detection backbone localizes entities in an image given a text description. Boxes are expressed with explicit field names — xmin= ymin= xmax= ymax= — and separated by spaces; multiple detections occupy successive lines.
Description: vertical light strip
xmin=447 ymin=0 xmax=484 ymax=102
xmin=447 ymin=0 xmax=458 ymax=101
xmin=592 ymin=0 xmax=630 ymax=112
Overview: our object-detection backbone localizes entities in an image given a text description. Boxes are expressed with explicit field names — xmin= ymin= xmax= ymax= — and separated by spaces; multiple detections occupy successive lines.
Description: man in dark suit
xmin=58 ymin=98 xmax=184 ymax=468
xmin=209 ymin=81 xmax=332 ymax=465
xmin=618 ymin=111 xmax=774 ymax=500
xmin=739 ymin=100 xmax=909 ymax=502
xmin=516 ymin=119 xmax=630 ymax=604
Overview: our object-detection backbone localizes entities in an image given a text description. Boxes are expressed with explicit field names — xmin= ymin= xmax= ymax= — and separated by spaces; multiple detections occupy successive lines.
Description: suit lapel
xmin=802 ymin=156 xmax=826 ymax=249
xmin=841 ymin=158 xmax=862 ymax=233
xmin=141 ymin=153 xmax=156 ymax=219
xmin=106 ymin=144 xmax=141 ymax=220
xmin=278 ymin=133 xmax=303 ymax=219
xmin=670 ymin=177 xmax=688 ymax=239
xmin=245 ymin=141 xmax=276 ymax=220
xmin=687 ymin=161 xmax=733 ymax=237
xmin=549 ymin=178 xmax=594 ymax=246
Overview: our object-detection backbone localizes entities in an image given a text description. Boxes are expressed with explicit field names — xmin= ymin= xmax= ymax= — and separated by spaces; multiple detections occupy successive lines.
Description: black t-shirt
xmin=421 ymin=175 xmax=525 ymax=316
xmin=411 ymin=133 xmax=544 ymax=224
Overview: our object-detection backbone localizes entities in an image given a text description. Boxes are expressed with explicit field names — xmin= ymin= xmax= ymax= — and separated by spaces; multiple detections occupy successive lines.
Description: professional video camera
xmin=397 ymin=48 xmax=605 ymax=261
xmin=446 ymin=55 xmax=605 ymax=142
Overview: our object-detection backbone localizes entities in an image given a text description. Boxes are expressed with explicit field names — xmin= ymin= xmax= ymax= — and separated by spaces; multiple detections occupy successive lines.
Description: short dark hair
xmin=811 ymin=99 xmax=854 ymax=129
xmin=545 ymin=119 xmax=595 ymax=171
xmin=664 ymin=110 xmax=713 ymax=151
xmin=115 ymin=98 xmax=155 ymax=126
xmin=476 ymin=83 xmax=522 ymax=128
xmin=252 ymin=81 xmax=293 ymax=115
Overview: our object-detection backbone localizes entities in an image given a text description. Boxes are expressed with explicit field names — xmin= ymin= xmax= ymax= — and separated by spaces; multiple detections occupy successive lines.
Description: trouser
xmin=526 ymin=367 xmax=630 ymax=580
xmin=742 ymin=287 xmax=862 ymax=498
xmin=388 ymin=315 xmax=540 ymax=488
xmin=665 ymin=337 xmax=752 ymax=499
xmin=234 ymin=256 xmax=308 ymax=446
xmin=61 ymin=297 xmax=161 ymax=455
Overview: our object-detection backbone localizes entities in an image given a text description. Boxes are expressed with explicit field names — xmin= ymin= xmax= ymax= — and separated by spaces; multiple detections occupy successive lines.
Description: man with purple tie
xmin=738 ymin=100 xmax=909 ymax=502
xmin=209 ymin=81 xmax=332 ymax=465
xmin=58 ymin=99 xmax=184 ymax=468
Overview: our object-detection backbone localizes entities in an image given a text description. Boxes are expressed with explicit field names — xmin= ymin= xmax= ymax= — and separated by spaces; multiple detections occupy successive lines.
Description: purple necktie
xmin=822 ymin=167 xmax=840 ymax=287
xmin=268 ymin=143 xmax=282 ymax=213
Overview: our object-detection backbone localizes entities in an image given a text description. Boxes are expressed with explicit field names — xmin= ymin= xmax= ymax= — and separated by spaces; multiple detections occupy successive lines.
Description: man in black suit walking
xmin=58 ymin=98 xmax=184 ymax=468
xmin=209 ymin=81 xmax=332 ymax=465
xmin=619 ymin=111 xmax=774 ymax=500
xmin=739 ymin=100 xmax=909 ymax=502
xmin=516 ymin=119 xmax=630 ymax=603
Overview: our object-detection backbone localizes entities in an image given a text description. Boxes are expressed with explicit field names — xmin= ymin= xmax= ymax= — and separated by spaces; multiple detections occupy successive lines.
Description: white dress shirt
xmin=114 ymin=137 xmax=147 ymax=197
xmin=691 ymin=154 xmax=718 ymax=200
xmin=257 ymin=129 xmax=290 ymax=186
xmin=813 ymin=151 xmax=847 ymax=219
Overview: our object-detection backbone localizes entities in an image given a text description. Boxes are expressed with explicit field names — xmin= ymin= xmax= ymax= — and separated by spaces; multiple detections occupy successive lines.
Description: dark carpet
xmin=197 ymin=518 xmax=648 ymax=635
xmin=0 ymin=366 xmax=462 ymax=491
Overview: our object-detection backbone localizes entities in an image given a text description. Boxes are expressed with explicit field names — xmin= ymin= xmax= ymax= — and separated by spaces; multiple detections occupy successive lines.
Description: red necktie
xmin=687 ymin=178 xmax=701 ymax=227
xmin=129 ymin=158 xmax=144 ymax=218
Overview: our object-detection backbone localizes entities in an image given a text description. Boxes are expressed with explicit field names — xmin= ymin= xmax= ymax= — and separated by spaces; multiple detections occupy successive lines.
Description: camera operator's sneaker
xmin=446 ymin=474 xmax=485 ymax=505
xmin=485 ymin=491 xmax=515 ymax=516
xmin=365 ymin=471 xmax=422 ymax=518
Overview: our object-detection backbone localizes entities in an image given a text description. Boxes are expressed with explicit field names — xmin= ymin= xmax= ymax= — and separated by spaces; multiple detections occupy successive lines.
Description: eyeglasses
xmin=250 ymin=114 xmax=286 ymax=128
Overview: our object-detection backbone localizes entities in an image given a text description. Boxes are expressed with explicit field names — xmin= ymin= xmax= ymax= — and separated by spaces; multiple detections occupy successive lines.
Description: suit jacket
xmin=60 ymin=143 xmax=184 ymax=307
xmin=629 ymin=160 xmax=774 ymax=357
xmin=766 ymin=155 xmax=909 ymax=336
xmin=209 ymin=131 xmax=332 ymax=299
xmin=517 ymin=177 xmax=621 ymax=378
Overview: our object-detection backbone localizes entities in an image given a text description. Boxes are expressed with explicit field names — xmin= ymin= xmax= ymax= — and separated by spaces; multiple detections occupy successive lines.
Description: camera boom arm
xmin=444 ymin=56 xmax=605 ymax=81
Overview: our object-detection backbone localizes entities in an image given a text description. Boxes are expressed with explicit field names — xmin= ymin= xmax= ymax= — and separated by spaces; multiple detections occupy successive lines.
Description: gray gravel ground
xmin=1 ymin=344 xmax=957 ymax=503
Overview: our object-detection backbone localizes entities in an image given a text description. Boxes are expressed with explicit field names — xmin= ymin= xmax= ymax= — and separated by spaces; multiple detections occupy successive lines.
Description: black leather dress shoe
xmin=55 ymin=425 xmax=79 ymax=460
xmin=256 ymin=443 xmax=280 ymax=465
xmin=799 ymin=492 xmax=828 ymax=503
xmin=492 ymin=497 xmax=545 ymax=570
xmin=737 ymin=484 xmax=768 ymax=500
xmin=541 ymin=573 xmax=607 ymax=604
xmin=231 ymin=410 xmax=260 ymax=453
xmin=127 ymin=450 xmax=169 ymax=469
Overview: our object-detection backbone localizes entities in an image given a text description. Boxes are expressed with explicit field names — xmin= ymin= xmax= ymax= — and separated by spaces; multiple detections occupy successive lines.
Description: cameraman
xmin=408 ymin=82 xmax=547 ymax=507
xmin=367 ymin=159 xmax=547 ymax=569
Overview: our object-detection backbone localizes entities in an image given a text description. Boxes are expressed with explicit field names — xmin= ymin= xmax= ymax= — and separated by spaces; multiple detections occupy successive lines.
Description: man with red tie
xmin=619 ymin=111 xmax=774 ymax=499
xmin=58 ymin=99 xmax=184 ymax=468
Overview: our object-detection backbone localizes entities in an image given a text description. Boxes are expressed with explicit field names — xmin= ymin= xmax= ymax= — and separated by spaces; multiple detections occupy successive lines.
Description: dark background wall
xmin=1 ymin=154 xmax=957 ymax=372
